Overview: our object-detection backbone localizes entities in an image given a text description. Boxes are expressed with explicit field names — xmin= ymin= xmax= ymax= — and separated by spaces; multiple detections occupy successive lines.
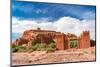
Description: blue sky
xmin=12 ymin=0 xmax=96 ymax=41
xmin=12 ymin=0 xmax=96 ymax=21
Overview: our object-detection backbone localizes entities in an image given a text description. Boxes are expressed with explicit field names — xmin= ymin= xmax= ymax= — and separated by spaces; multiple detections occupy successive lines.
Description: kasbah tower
xmin=13 ymin=28 xmax=91 ymax=50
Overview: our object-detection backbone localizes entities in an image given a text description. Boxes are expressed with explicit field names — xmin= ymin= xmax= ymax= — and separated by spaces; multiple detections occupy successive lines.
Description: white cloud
xmin=12 ymin=16 xmax=95 ymax=40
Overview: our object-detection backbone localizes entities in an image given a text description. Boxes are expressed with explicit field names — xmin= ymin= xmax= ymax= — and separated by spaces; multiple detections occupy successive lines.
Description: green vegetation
xmin=12 ymin=45 xmax=27 ymax=52
xmin=46 ymin=43 xmax=56 ymax=53
xmin=31 ymin=43 xmax=46 ymax=51
xmin=12 ymin=45 xmax=18 ymax=52
xmin=46 ymin=47 xmax=55 ymax=53
xmin=70 ymin=40 xmax=77 ymax=48
xmin=12 ymin=42 xmax=56 ymax=53
xmin=48 ymin=42 xmax=56 ymax=48
xmin=17 ymin=46 xmax=27 ymax=52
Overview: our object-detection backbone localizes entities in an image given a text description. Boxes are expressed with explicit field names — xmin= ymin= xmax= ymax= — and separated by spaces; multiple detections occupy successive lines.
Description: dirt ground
xmin=12 ymin=47 xmax=96 ymax=66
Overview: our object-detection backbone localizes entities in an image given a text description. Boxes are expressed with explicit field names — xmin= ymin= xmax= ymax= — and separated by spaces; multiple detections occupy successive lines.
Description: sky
xmin=12 ymin=0 xmax=96 ymax=42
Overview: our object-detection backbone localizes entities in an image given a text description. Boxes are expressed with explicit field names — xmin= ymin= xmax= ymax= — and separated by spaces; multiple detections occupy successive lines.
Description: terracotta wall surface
xmin=79 ymin=31 xmax=90 ymax=48
xmin=55 ymin=33 xmax=65 ymax=50
xmin=13 ymin=28 xmax=91 ymax=50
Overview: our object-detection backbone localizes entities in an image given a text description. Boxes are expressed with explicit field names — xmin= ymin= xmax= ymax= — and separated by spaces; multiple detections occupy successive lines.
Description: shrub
xmin=31 ymin=43 xmax=46 ymax=51
xmin=71 ymin=44 xmax=77 ymax=48
xmin=31 ymin=44 xmax=38 ymax=51
xmin=48 ymin=42 xmax=56 ymax=48
xmin=12 ymin=42 xmax=56 ymax=53
xmin=37 ymin=43 xmax=46 ymax=51
xmin=12 ymin=47 xmax=18 ymax=52
xmin=12 ymin=45 xmax=18 ymax=52
xmin=12 ymin=45 xmax=27 ymax=52
xmin=31 ymin=42 xmax=56 ymax=52
xmin=12 ymin=44 xmax=16 ymax=48
xmin=46 ymin=43 xmax=56 ymax=53
xmin=17 ymin=45 xmax=27 ymax=52
xmin=46 ymin=47 xmax=55 ymax=53
xmin=70 ymin=41 xmax=77 ymax=48
xmin=18 ymin=45 xmax=26 ymax=49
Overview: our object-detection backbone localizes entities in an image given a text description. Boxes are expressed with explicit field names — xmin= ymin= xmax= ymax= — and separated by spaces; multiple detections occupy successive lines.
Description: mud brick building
xmin=13 ymin=28 xmax=90 ymax=50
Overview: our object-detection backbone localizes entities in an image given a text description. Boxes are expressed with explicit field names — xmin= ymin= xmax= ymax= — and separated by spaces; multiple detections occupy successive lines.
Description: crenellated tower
xmin=78 ymin=31 xmax=90 ymax=48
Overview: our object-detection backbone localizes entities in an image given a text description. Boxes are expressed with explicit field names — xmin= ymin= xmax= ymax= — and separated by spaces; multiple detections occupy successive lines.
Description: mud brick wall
xmin=55 ymin=33 xmax=65 ymax=50
xmin=13 ymin=28 xmax=91 ymax=50
xmin=79 ymin=31 xmax=90 ymax=48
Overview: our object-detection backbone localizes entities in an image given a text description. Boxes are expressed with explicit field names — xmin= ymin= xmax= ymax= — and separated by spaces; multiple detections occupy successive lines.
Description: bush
xmin=18 ymin=45 xmax=26 ymax=49
xmin=31 ymin=44 xmax=39 ymax=51
xmin=31 ymin=42 xmax=56 ymax=52
xmin=12 ymin=45 xmax=18 ymax=52
xmin=48 ymin=42 xmax=56 ymax=48
xmin=12 ymin=47 xmax=18 ymax=52
xmin=12 ymin=44 xmax=16 ymax=48
xmin=17 ymin=45 xmax=27 ymax=52
xmin=12 ymin=45 xmax=27 ymax=52
xmin=12 ymin=42 xmax=56 ymax=53
xmin=71 ymin=44 xmax=77 ymax=48
xmin=46 ymin=47 xmax=55 ymax=53
xmin=70 ymin=41 xmax=77 ymax=48
xmin=31 ymin=43 xmax=46 ymax=51
xmin=46 ymin=43 xmax=56 ymax=53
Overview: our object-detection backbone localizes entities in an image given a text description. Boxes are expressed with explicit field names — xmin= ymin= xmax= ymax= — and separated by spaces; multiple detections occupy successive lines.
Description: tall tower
xmin=79 ymin=31 xmax=90 ymax=48
xmin=55 ymin=33 xmax=65 ymax=50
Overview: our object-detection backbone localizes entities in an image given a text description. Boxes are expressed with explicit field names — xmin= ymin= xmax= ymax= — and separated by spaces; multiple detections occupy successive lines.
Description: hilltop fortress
xmin=13 ymin=28 xmax=90 ymax=50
